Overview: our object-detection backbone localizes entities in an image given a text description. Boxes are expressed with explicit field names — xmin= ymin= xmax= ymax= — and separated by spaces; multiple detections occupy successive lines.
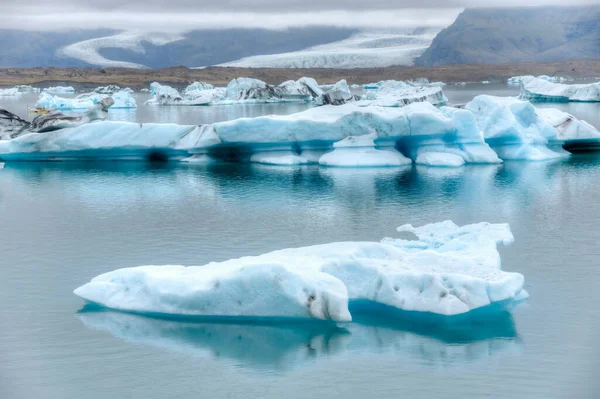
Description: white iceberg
xmin=519 ymin=76 xmax=600 ymax=102
xmin=507 ymin=75 xmax=570 ymax=85
xmin=0 ymin=88 xmax=21 ymax=97
xmin=466 ymin=95 xmax=569 ymax=161
xmin=466 ymin=95 xmax=600 ymax=159
xmin=35 ymin=90 xmax=136 ymax=110
xmin=536 ymin=107 xmax=600 ymax=142
xmin=358 ymin=80 xmax=448 ymax=107
xmin=74 ymin=221 xmax=527 ymax=321
xmin=43 ymin=86 xmax=75 ymax=94
xmin=15 ymin=85 xmax=40 ymax=93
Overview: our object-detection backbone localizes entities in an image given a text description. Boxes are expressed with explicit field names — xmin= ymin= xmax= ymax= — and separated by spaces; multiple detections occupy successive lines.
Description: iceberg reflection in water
xmin=77 ymin=301 xmax=520 ymax=371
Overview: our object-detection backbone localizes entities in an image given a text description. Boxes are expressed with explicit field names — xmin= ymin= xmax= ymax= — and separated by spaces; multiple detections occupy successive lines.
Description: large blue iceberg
xmin=1 ymin=96 xmax=598 ymax=164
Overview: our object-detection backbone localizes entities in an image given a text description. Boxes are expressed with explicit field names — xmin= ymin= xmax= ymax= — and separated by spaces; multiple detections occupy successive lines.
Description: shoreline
xmin=1 ymin=59 xmax=599 ymax=89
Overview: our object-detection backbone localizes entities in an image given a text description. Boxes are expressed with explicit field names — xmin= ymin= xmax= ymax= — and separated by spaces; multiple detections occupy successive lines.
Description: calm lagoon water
xmin=1 ymin=84 xmax=600 ymax=399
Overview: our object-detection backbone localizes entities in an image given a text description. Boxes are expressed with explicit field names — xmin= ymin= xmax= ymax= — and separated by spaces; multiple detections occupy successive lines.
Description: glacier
xmin=35 ymin=90 xmax=136 ymax=110
xmin=74 ymin=221 xmax=527 ymax=321
xmin=519 ymin=76 xmax=600 ymax=102
xmin=217 ymin=28 xmax=443 ymax=69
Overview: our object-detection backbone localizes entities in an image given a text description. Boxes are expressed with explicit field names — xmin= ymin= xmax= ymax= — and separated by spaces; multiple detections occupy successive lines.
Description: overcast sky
xmin=2 ymin=0 xmax=597 ymax=32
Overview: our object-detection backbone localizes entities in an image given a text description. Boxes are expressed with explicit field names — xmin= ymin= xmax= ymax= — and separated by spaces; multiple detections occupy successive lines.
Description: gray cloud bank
xmin=2 ymin=1 xmax=597 ymax=32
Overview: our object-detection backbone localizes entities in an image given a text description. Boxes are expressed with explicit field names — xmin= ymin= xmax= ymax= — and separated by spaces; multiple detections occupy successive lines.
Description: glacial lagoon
xmin=1 ymin=84 xmax=600 ymax=398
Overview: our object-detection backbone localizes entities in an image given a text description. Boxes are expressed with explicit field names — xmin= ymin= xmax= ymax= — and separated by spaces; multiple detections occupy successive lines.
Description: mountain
xmin=0 ymin=27 xmax=357 ymax=69
xmin=416 ymin=6 xmax=600 ymax=66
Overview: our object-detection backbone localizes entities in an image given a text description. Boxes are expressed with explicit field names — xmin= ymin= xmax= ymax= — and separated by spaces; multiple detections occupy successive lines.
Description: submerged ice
xmin=74 ymin=221 xmax=527 ymax=321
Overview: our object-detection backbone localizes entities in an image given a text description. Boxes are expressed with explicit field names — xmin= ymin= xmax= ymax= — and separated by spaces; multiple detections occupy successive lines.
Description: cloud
xmin=1 ymin=1 xmax=597 ymax=32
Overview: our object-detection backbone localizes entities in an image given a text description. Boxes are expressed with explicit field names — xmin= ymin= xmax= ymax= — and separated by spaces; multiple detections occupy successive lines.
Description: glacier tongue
xmin=74 ymin=221 xmax=527 ymax=321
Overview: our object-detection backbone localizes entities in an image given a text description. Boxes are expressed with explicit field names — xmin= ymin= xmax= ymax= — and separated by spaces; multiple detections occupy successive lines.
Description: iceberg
xmin=147 ymin=78 xmax=340 ymax=106
xmin=15 ymin=85 xmax=40 ymax=93
xmin=519 ymin=76 xmax=600 ymax=102
xmin=320 ymin=79 xmax=355 ymax=105
xmin=466 ymin=95 xmax=569 ymax=160
xmin=35 ymin=90 xmax=136 ymax=110
xmin=0 ymin=103 xmax=501 ymax=165
xmin=26 ymin=97 xmax=114 ymax=134
xmin=94 ymin=85 xmax=133 ymax=94
xmin=507 ymin=75 xmax=570 ymax=85
xmin=0 ymin=88 xmax=21 ymax=97
xmin=0 ymin=108 xmax=29 ymax=140
xmin=358 ymin=80 xmax=448 ymax=107
xmin=466 ymin=95 xmax=600 ymax=159
xmin=74 ymin=221 xmax=527 ymax=321
xmin=43 ymin=86 xmax=75 ymax=94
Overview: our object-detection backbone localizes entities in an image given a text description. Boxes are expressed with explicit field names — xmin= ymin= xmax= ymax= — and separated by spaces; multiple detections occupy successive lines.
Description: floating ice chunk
xmin=94 ymin=85 xmax=127 ymax=94
xmin=36 ymin=91 xmax=136 ymax=110
xmin=466 ymin=95 xmax=568 ymax=160
xmin=0 ymin=108 xmax=29 ymax=140
xmin=183 ymin=81 xmax=215 ymax=96
xmin=519 ymin=76 xmax=600 ymax=102
xmin=536 ymin=108 xmax=600 ymax=142
xmin=74 ymin=221 xmax=526 ymax=320
xmin=321 ymin=79 xmax=354 ymax=105
xmin=358 ymin=80 xmax=448 ymax=107
xmin=508 ymin=75 xmax=569 ymax=85
xmin=75 ymin=263 xmax=352 ymax=322
xmin=319 ymin=133 xmax=412 ymax=167
xmin=0 ymin=88 xmax=21 ymax=96
xmin=110 ymin=91 xmax=137 ymax=109
xmin=43 ymin=86 xmax=75 ymax=94
xmin=415 ymin=152 xmax=465 ymax=167
xmin=15 ymin=85 xmax=40 ymax=93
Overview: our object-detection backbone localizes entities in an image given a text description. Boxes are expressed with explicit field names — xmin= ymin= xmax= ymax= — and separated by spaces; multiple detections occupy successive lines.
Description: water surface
xmin=1 ymin=158 xmax=600 ymax=398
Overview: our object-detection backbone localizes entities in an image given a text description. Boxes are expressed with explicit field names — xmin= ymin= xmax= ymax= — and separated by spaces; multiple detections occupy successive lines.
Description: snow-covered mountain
xmin=217 ymin=29 xmax=440 ymax=69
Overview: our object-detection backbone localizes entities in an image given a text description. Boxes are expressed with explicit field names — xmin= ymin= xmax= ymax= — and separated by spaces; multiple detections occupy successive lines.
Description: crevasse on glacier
xmin=74 ymin=221 xmax=528 ymax=321
xmin=2 ymin=95 xmax=598 ymax=165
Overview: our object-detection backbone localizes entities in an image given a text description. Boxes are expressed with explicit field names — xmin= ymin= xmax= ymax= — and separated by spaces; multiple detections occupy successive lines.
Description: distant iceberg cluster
xmin=518 ymin=76 xmax=600 ymax=102
xmin=1 ymin=94 xmax=599 ymax=163
xmin=43 ymin=86 xmax=75 ymax=94
xmin=144 ymin=77 xmax=446 ymax=107
xmin=146 ymin=77 xmax=347 ymax=106
xmin=507 ymin=75 xmax=570 ymax=85
xmin=358 ymin=79 xmax=448 ymax=107
xmin=74 ymin=221 xmax=527 ymax=321
xmin=35 ymin=90 xmax=136 ymax=110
